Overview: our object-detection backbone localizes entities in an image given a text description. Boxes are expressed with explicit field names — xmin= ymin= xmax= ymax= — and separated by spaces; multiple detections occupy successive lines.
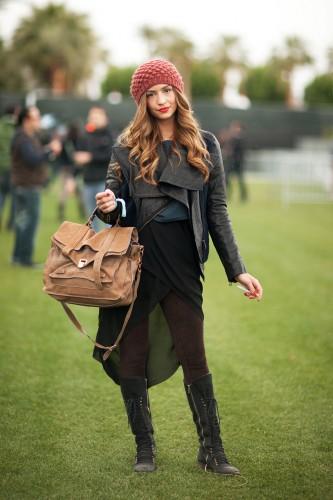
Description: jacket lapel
xmin=113 ymin=143 xmax=211 ymax=195
xmin=158 ymin=144 xmax=205 ymax=191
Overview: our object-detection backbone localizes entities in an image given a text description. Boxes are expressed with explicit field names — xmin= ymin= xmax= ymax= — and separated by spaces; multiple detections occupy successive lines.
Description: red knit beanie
xmin=130 ymin=59 xmax=184 ymax=104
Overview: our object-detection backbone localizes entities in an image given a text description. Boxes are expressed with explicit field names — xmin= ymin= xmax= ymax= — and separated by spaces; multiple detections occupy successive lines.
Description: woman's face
xmin=145 ymin=84 xmax=177 ymax=121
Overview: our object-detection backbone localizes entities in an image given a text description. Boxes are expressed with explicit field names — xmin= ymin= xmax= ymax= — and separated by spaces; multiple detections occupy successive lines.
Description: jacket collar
xmin=113 ymin=143 xmax=211 ymax=193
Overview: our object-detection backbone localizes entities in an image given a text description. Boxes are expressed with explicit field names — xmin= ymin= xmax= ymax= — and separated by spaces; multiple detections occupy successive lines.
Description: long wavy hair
xmin=117 ymin=89 xmax=211 ymax=185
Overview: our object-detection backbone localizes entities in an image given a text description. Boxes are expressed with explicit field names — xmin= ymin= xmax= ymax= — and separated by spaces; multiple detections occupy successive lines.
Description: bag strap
xmin=60 ymin=248 xmax=143 ymax=360
xmin=92 ymin=226 xmax=121 ymax=289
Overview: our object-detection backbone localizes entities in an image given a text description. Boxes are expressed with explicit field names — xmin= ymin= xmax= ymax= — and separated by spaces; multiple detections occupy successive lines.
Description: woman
xmin=94 ymin=59 xmax=263 ymax=475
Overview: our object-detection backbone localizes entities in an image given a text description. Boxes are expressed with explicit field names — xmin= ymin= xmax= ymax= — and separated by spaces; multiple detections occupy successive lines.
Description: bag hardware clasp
xmin=78 ymin=259 xmax=88 ymax=268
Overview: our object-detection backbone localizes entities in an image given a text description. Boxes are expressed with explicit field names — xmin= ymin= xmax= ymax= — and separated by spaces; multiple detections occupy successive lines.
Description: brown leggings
xmin=119 ymin=292 xmax=209 ymax=384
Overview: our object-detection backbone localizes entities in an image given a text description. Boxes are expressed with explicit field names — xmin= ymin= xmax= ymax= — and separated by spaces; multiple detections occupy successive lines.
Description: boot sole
xmin=198 ymin=462 xmax=241 ymax=475
xmin=134 ymin=465 xmax=156 ymax=472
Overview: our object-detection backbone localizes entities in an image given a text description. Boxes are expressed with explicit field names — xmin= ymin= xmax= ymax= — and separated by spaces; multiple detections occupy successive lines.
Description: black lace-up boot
xmin=120 ymin=377 xmax=156 ymax=472
xmin=185 ymin=373 xmax=240 ymax=475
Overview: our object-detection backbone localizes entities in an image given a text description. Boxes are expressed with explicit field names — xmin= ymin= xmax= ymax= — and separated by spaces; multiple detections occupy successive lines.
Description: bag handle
xmin=60 ymin=247 xmax=143 ymax=360
xmin=65 ymin=199 xmax=125 ymax=286
xmin=87 ymin=198 xmax=127 ymax=229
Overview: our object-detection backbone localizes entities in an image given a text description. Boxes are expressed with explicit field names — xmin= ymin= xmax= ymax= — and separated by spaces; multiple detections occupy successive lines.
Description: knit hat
xmin=130 ymin=59 xmax=184 ymax=104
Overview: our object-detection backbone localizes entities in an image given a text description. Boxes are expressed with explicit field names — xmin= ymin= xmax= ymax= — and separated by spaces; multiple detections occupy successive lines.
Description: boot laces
xmin=136 ymin=437 xmax=155 ymax=463
xmin=125 ymin=397 xmax=155 ymax=463
xmin=125 ymin=396 xmax=152 ymax=431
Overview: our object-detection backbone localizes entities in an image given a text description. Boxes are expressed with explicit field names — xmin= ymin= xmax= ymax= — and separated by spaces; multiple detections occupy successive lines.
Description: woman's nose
xmin=157 ymin=92 xmax=167 ymax=105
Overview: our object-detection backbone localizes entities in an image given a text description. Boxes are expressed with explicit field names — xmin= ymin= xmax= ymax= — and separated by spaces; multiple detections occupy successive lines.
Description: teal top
xmin=155 ymin=199 xmax=189 ymax=222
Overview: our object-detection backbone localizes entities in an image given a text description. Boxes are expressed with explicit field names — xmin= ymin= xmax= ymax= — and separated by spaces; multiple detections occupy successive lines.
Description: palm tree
xmin=11 ymin=3 xmax=104 ymax=94
xmin=0 ymin=38 xmax=25 ymax=91
xmin=211 ymin=35 xmax=247 ymax=103
xmin=269 ymin=36 xmax=313 ymax=107
xmin=139 ymin=25 xmax=194 ymax=98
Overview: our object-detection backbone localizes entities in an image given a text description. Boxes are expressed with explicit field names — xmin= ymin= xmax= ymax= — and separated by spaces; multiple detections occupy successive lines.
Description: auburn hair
xmin=116 ymin=89 xmax=211 ymax=185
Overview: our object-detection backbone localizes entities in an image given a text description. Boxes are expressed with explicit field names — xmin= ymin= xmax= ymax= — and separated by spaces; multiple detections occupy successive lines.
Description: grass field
xmin=1 ymin=180 xmax=332 ymax=500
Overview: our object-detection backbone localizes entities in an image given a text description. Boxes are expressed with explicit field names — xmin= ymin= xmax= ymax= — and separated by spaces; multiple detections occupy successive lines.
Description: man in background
xmin=223 ymin=121 xmax=248 ymax=203
xmin=11 ymin=106 xmax=62 ymax=267
xmin=0 ymin=105 xmax=19 ymax=230
xmin=74 ymin=106 xmax=113 ymax=231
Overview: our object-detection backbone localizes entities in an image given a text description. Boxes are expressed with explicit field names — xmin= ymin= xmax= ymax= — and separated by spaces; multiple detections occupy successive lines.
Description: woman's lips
xmin=158 ymin=107 xmax=170 ymax=113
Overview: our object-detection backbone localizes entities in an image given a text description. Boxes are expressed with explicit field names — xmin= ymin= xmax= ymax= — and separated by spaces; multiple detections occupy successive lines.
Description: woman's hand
xmin=234 ymin=272 xmax=263 ymax=301
xmin=95 ymin=189 xmax=117 ymax=213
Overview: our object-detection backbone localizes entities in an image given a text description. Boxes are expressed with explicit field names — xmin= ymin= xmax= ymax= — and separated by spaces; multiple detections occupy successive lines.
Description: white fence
xmin=245 ymin=149 xmax=333 ymax=205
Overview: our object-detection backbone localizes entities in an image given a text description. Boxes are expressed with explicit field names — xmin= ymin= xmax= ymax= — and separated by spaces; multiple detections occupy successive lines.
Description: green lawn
xmin=1 ymin=181 xmax=332 ymax=500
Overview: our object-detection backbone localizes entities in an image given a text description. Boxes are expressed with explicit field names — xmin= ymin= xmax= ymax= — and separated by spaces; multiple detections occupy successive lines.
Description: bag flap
xmin=102 ymin=226 xmax=137 ymax=254
xmin=52 ymin=222 xmax=137 ymax=255
xmin=52 ymin=221 xmax=94 ymax=248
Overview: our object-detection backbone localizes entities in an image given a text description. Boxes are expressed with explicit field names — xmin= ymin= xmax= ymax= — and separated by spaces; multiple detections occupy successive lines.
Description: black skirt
xmin=94 ymin=219 xmax=204 ymax=387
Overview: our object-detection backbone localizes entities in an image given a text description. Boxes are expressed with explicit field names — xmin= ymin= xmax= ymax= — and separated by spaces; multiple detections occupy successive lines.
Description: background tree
xmin=191 ymin=60 xmax=220 ymax=99
xmin=210 ymin=35 xmax=247 ymax=103
xmin=304 ymin=74 xmax=333 ymax=106
xmin=240 ymin=65 xmax=287 ymax=104
xmin=139 ymin=25 xmax=194 ymax=97
xmin=0 ymin=38 xmax=25 ymax=91
xmin=269 ymin=36 xmax=313 ymax=107
xmin=101 ymin=66 xmax=136 ymax=98
xmin=10 ymin=3 xmax=104 ymax=94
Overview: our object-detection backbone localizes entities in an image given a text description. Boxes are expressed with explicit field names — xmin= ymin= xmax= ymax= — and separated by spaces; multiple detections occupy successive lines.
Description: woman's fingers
xmin=248 ymin=277 xmax=263 ymax=300
xmin=100 ymin=200 xmax=117 ymax=212
xmin=96 ymin=189 xmax=115 ymax=202
xmin=237 ymin=273 xmax=263 ymax=301
xmin=253 ymin=279 xmax=263 ymax=299
xmin=95 ymin=189 xmax=116 ymax=213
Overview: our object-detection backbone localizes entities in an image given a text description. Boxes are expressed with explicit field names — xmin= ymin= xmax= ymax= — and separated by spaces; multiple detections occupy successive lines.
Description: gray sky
xmin=1 ymin=0 xmax=332 ymax=100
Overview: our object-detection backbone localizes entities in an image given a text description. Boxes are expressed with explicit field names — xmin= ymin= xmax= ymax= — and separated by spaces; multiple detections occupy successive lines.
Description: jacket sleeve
xmin=17 ymin=136 xmax=49 ymax=167
xmin=95 ymin=150 xmax=123 ymax=224
xmin=206 ymin=135 xmax=246 ymax=282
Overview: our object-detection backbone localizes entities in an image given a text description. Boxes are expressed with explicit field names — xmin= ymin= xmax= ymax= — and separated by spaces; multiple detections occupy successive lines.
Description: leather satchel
xmin=43 ymin=205 xmax=143 ymax=361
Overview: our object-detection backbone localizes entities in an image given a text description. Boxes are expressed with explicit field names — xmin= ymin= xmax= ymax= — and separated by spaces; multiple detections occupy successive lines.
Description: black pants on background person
xmin=225 ymin=166 xmax=248 ymax=202
xmin=0 ymin=170 xmax=15 ymax=230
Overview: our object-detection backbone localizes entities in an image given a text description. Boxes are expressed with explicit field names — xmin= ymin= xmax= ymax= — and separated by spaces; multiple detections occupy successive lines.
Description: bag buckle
xmin=78 ymin=258 xmax=88 ymax=268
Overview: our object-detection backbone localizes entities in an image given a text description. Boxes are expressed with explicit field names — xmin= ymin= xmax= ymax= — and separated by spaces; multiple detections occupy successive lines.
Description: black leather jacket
xmin=97 ymin=130 xmax=246 ymax=282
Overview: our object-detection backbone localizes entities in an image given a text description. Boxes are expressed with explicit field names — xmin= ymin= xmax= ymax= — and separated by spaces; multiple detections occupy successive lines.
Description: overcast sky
xmin=1 ymin=0 xmax=331 ymax=99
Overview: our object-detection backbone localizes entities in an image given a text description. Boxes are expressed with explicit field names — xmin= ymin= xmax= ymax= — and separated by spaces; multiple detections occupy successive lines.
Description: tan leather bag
xmin=43 ymin=210 xmax=143 ymax=360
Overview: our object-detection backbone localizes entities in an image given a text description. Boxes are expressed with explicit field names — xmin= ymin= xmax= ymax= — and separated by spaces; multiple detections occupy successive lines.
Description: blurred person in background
xmin=95 ymin=59 xmax=263 ymax=475
xmin=74 ymin=106 xmax=113 ymax=231
xmin=223 ymin=121 xmax=248 ymax=203
xmin=0 ymin=104 xmax=20 ymax=230
xmin=54 ymin=121 xmax=86 ymax=222
xmin=217 ymin=125 xmax=233 ymax=192
xmin=11 ymin=106 xmax=62 ymax=268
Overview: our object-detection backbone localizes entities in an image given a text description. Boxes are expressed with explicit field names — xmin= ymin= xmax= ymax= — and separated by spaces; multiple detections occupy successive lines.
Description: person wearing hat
xmin=94 ymin=59 xmax=263 ymax=475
